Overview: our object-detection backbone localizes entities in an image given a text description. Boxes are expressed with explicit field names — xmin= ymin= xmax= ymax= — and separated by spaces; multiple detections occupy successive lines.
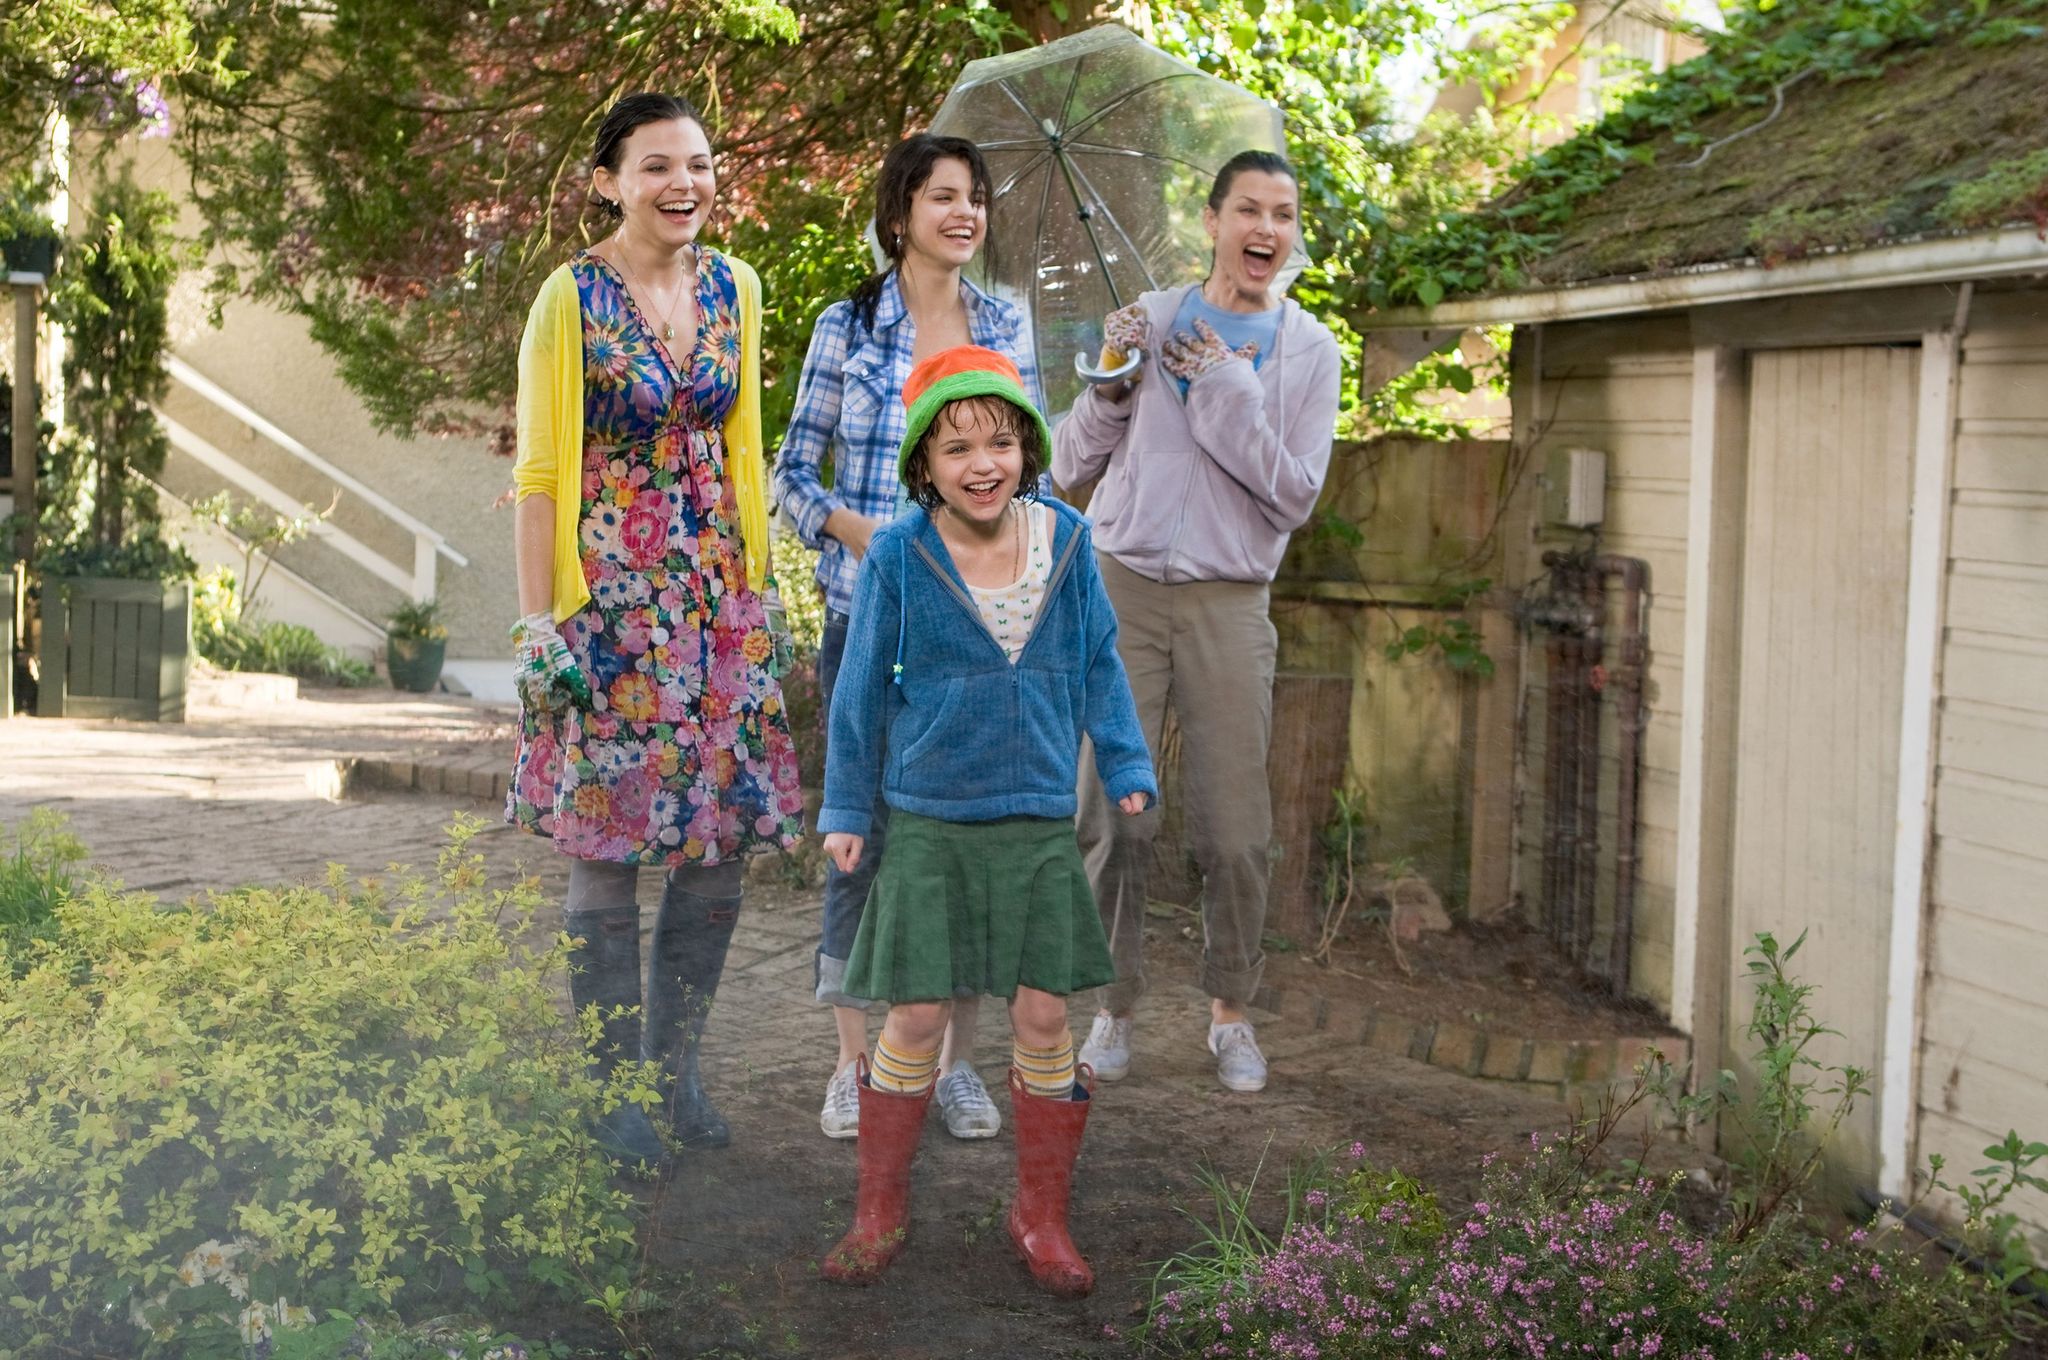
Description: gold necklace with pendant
xmin=612 ymin=241 xmax=696 ymax=343
xmin=1009 ymin=500 xmax=1024 ymax=582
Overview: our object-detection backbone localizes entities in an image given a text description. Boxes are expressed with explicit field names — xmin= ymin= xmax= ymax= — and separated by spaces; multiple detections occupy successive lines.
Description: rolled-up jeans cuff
xmin=815 ymin=951 xmax=874 ymax=1010
xmin=1200 ymin=954 xmax=1265 ymax=1009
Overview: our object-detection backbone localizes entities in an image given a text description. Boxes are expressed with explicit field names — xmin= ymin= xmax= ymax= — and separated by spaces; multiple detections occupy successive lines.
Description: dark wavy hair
xmin=590 ymin=92 xmax=707 ymax=220
xmin=902 ymin=395 xmax=1046 ymax=512
xmin=1206 ymin=148 xmax=1296 ymax=212
xmin=848 ymin=134 xmax=993 ymax=333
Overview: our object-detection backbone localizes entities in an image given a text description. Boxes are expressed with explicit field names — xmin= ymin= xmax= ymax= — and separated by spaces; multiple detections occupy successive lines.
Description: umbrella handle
xmin=1074 ymin=348 xmax=1143 ymax=385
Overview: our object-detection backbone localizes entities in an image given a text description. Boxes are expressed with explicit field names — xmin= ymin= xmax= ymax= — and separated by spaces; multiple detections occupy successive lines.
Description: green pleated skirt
xmin=841 ymin=811 xmax=1115 ymax=1004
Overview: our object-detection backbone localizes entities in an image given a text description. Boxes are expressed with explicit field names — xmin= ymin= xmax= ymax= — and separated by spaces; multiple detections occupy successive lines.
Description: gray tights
xmin=566 ymin=858 xmax=743 ymax=917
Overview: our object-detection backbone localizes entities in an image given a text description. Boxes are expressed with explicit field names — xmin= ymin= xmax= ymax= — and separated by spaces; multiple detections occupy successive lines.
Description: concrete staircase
xmin=151 ymin=355 xmax=469 ymax=646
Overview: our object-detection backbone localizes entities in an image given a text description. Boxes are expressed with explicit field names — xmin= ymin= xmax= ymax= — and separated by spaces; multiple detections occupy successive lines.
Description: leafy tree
xmin=1118 ymin=0 xmax=1569 ymax=435
xmin=174 ymin=0 xmax=1031 ymax=444
xmin=0 ymin=0 xmax=228 ymax=159
xmin=41 ymin=171 xmax=195 ymax=581
xmin=161 ymin=0 xmax=1573 ymax=449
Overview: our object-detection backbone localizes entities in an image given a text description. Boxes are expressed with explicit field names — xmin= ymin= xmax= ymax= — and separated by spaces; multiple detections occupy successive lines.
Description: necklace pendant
xmin=663 ymin=322 xmax=674 ymax=341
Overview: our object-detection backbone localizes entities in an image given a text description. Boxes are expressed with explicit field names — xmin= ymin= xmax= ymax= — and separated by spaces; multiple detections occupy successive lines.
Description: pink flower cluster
xmin=1147 ymin=1159 xmax=1939 ymax=1360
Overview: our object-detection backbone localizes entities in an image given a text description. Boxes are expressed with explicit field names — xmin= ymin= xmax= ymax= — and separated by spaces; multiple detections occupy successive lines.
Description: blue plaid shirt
xmin=772 ymin=273 xmax=1042 ymax=616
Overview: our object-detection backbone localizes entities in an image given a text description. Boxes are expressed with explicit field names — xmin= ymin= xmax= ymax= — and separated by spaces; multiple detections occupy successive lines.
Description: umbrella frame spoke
xmin=998 ymin=62 xmax=1132 ymax=312
xmin=1060 ymin=141 xmax=1216 ymax=178
xmin=1053 ymin=59 xmax=1086 ymax=142
xmin=991 ymin=149 xmax=1055 ymax=202
xmin=1061 ymin=152 xmax=1168 ymax=295
xmin=1029 ymin=127 xmax=1059 ymax=380
xmin=1064 ymin=70 xmax=1214 ymax=142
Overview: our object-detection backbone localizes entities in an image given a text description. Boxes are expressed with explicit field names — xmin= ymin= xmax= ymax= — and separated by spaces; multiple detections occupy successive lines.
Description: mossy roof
xmin=1502 ymin=29 xmax=2048 ymax=290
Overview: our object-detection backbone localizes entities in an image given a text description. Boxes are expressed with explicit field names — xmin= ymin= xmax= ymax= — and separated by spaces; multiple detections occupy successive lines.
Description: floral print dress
xmin=507 ymin=251 xmax=805 ymax=866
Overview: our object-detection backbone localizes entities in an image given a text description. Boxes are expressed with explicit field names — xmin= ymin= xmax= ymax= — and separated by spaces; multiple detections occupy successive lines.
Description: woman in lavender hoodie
xmin=1052 ymin=149 xmax=1342 ymax=1096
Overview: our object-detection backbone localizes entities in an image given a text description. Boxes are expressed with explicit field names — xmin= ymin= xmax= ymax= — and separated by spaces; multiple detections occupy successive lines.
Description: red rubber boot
xmin=821 ymin=1057 xmax=933 ymax=1285
xmin=1007 ymin=1064 xmax=1095 ymax=1298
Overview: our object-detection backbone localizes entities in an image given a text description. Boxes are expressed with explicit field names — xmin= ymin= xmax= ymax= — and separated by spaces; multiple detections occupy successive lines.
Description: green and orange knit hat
xmin=896 ymin=344 xmax=1052 ymax=482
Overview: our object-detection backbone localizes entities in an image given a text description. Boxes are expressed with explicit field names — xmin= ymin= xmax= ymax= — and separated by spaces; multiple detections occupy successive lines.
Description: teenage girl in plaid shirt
xmin=772 ymin=133 xmax=1043 ymax=1145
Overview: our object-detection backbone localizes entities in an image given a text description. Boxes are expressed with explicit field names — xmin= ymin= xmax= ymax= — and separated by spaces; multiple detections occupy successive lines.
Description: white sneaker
xmin=934 ymin=1065 xmax=1002 ymax=1139
xmin=1208 ymin=1021 xmax=1268 ymax=1093
xmin=820 ymin=1061 xmax=860 ymax=1140
xmin=1079 ymin=1013 xmax=1134 ymax=1082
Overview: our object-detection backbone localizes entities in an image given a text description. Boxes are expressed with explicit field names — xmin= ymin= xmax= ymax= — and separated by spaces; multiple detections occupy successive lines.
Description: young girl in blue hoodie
xmin=816 ymin=345 xmax=1157 ymax=1297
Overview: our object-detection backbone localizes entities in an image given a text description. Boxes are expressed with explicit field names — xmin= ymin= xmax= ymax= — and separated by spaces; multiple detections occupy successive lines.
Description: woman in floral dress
xmin=507 ymin=92 xmax=805 ymax=1166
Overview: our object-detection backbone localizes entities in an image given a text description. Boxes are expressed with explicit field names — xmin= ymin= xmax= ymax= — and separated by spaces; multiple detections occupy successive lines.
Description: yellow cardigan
xmin=511 ymin=254 xmax=771 ymax=624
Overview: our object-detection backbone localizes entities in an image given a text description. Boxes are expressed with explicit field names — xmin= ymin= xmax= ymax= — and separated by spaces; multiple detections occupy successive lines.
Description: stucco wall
xmin=68 ymin=125 xmax=518 ymax=671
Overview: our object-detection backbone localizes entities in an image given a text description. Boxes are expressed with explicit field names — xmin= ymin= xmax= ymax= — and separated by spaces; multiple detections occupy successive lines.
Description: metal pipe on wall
xmin=1594 ymin=554 xmax=1651 ymax=998
xmin=1574 ymin=561 xmax=1606 ymax=969
xmin=1526 ymin=550 xmax=1652 ymax=997
xmin=1541 ymin=627 xmax=1569 ymax=950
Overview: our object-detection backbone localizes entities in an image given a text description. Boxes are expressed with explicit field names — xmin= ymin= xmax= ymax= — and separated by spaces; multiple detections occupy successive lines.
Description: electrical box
xmin=1543 ymin=446 xmax=1607 ymax=528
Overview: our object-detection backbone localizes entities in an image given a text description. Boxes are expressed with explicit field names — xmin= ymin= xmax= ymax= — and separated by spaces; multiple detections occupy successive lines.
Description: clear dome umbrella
xmin=928 ymin=23 xmax=1302 ymax=418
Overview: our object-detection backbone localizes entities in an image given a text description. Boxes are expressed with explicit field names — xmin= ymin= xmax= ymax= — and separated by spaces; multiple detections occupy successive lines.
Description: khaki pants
xmin=1077 ymin=552 xmax=1276 ymax=1012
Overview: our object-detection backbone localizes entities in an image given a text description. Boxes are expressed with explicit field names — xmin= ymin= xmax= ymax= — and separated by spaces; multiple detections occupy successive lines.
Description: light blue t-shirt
xmin=1168 ymin=291 xmax=1280 ymax=397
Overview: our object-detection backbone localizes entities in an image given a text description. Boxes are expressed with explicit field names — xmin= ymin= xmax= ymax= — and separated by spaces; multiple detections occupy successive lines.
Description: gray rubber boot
xmin=565 ymin=900 xmax=665 ymax=1168
xmin=645 ymin=864 xmax=742 ymax=1148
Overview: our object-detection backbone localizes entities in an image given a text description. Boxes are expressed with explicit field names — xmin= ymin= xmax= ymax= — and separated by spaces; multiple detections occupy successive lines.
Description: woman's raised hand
xmin=1161 ymin=318 xmax=1258 ymax=384
xmin=511 ymin=612 xmax=593 ymax=713
xmin=824 ymin=832 xmax=865 ymax=873
xmin=1103 ymin=302 xmax=1150 ymax=357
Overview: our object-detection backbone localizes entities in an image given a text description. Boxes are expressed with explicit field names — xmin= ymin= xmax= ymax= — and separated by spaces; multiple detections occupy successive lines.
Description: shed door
xmin=1728 ymin=346 xmax=1917 ymax=1184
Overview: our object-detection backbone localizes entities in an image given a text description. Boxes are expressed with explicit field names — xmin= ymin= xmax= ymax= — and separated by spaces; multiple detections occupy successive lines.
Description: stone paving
xmin=0 ymin=674 xmax=1596 ymax=1358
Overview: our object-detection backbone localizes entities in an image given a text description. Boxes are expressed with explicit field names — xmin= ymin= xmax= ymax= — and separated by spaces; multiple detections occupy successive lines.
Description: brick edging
xmin=1251 ymin=978 xmax=1687 ymax=1101
xmin=333 ymin=756 xmax=511 ymax=806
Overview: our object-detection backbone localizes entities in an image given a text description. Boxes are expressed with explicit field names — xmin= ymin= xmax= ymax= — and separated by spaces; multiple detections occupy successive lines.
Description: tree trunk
xmin=1000 ymin=0 xmax=1106 ymax=46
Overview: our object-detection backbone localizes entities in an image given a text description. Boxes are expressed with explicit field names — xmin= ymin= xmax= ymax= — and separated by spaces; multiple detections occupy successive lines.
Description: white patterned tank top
xmin=968 ymin=501 xmax=1053 ymax=662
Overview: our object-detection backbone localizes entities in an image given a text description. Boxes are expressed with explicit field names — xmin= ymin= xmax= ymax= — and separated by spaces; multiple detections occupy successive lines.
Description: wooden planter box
xmin=36 ymin=576 xmax=191 ymax=722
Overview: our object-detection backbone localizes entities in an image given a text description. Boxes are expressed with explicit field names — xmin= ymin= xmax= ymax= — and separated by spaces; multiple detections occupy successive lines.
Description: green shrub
xmin=193 ymin=570 xmax=374 ymax=687
xmin=0 ymin=810 xmax=86 ymax=966
xmin=770 ymin=535 xmax=824 ymax=658
xmin=239 ymin=618 xmax=373 ymax=685
xmin=386 ymin=597 xmax=448 ymax=642
xmin=0 ymin=817 xmax=643 ymax=1356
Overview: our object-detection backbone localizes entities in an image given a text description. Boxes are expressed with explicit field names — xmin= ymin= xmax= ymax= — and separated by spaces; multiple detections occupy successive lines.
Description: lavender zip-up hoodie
xmin=1051 ymin=284 xmax=1342 ymax=584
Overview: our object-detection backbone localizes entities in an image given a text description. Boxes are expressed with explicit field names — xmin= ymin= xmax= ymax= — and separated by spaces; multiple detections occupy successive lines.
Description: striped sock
xmin=869 ymin=1036 xmax=940 ymax=1096
xmin=1013 ymin=1033 xmax=1076 ymax=1099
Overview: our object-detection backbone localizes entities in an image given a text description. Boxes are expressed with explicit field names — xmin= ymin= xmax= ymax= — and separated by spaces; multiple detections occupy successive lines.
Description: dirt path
xmin=0 ymin=688 xmax=1581 ymax=1358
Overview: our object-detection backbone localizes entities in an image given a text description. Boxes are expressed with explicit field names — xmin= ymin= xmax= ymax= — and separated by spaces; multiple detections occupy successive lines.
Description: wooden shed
xmin=1363 ymin=24 xmax=2048 ymax=1239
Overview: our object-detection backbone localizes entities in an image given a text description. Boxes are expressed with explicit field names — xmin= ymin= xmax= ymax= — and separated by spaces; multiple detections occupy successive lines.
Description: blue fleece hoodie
xmin=819 ymin=498 xmax=1158 ymax=838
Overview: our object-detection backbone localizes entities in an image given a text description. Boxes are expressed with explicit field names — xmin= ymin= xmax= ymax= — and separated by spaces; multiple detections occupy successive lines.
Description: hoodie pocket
xmin=1013 ymin=667 xmax=1080 ymax=796
xmin=889 ymin=676 xmax=963 ymax=782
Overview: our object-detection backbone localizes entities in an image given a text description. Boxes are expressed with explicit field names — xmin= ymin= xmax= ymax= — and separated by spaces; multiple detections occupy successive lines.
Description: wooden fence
xmin=1148 ymin=435 xmax=1525 ymax=942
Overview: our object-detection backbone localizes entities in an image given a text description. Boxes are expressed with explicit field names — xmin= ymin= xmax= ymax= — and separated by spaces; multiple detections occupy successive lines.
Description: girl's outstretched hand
xmin=824 ymin=832 xmax=865 ymax=873
xmin=1117 ymin=792 xmax=1150 ymax=816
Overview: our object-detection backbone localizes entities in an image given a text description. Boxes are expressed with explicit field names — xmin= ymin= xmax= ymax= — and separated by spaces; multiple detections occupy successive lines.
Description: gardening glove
xmin=1161 ymin=318 xmax=1258 ymax=384
xmin=511 ymin=611 xmax=592 ymax=713
xmin=1097 ymin=302 xmax=1151 ymax=369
